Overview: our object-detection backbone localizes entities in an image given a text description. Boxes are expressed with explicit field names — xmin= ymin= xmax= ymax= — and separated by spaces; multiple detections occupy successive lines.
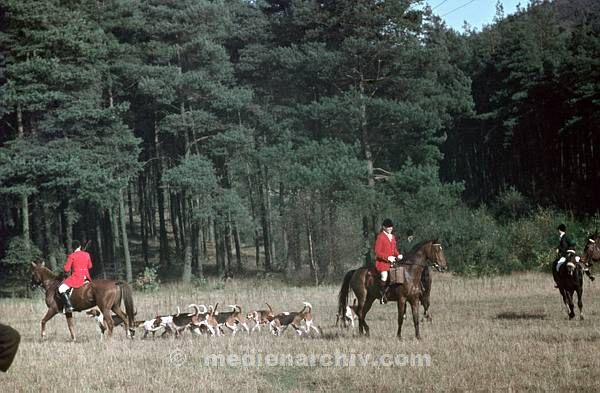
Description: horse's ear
xmin=31 ymin=261 xmax=37 ymax=268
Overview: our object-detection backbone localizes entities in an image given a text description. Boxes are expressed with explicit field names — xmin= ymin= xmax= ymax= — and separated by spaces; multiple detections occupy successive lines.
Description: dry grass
xmin=2 ymin=272 xmax=600 ymax=392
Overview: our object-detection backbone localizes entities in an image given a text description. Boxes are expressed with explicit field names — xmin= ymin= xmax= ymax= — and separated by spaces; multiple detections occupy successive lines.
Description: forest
xmin=0 ymin=0 xmax=598 ymax=291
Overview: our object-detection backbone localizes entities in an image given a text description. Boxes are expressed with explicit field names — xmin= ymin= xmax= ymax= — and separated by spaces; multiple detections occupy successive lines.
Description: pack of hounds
xmin=86 ymin=301 xmax=328 ymax=339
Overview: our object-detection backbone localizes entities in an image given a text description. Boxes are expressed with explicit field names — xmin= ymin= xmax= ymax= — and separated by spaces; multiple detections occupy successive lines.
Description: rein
xmin=396 ymin=243 xmax=441 ymax=268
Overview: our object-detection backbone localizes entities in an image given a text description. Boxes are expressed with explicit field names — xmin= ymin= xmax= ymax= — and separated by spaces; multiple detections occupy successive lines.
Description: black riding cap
xmin=382 ymin=218 xmax=393 ymax=228
xmin=558 ymin=224 xmax=566 ymax=232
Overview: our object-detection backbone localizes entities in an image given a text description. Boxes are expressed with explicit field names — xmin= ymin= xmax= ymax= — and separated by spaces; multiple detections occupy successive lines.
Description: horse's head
xmin=429 ymin=240 xmax=448 ymax=272
xmin=566 ymin=251 xmax=580 ymax=277
xmin=30 ymin=260 xmax=56 ymax=289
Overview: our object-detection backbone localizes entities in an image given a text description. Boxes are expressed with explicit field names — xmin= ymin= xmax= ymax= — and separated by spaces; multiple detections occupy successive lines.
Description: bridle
xmin=397 ymin=243 xmax=445 ymax=271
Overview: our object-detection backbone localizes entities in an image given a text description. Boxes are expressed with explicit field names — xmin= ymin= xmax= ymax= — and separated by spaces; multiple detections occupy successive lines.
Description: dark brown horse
xmin=30 ymin=261 xmax=135 ymax=340
xmin=554 ymin=251 xmax=584 ymax=320
xmin=337 ymin=239 xmax=448 ymax=339
xmin=582 ymin=232 xmax=600 ymax=271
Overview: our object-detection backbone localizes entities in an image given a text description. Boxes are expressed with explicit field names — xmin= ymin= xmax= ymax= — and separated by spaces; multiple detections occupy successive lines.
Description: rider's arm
xmin=63 ymin=254 xmax=74 ymax=273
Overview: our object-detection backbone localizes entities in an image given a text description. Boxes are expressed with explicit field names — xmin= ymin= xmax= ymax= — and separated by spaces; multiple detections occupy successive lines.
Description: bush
xmin=134 ymin=267 xmax=160 ymax=292
xmin=1 ymin=236 xmax=42 ymax=282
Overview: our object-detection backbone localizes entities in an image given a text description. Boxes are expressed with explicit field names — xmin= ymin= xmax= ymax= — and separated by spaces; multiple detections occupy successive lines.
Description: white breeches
xmin=380 ymin=271 xmax=388 ymax=281
xmin=58 ymin=283 xmax=71 ymax=293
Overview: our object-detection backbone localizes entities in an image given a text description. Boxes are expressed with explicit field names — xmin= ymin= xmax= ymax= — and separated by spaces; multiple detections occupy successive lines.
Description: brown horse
xmin=337 ymin=239 xmax=448 ymax=339
xmin=582 ymin=232 xmax=600 ymax=271
xmin=30 ymin=261 xmax=135 ymax=340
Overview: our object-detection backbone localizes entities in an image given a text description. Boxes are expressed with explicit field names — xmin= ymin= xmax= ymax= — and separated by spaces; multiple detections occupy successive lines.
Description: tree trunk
xmin=195 ymin=223 xmax=204 ymax=280
xmin=21 ymin=194 xmax=30 ymax=251
xmin=358 ymin=80 xmax=377 ymax=265
xmin=155 ymin=124 xmax=170 ymax=268
xmin=95 ymin=214 xmax=105 ymax=278
xmin=108 ymin=207 xmax=120 ymax=273
xmin=259 ymin=169 xmax=272 ymax=272
xmin=306 ymin=211 xmax=318 ymax=286
xmin=41 ymin=204 xmax=57 ymax=270
xmin=224 ymin=219 xmax=233 ymax=273
xmin=170 ymin=192 xmax=181 ymax=259
xmin=128 ymin=182 xmax=134 ymax=234
xmin=139 ymin=176 xmax=149 ymax=267
xmin=232 ymin=221 xmax=242 ymax=272
xmin=119 ymin=189 xmax=133 ymax=283
xmin=181 ymin=197 xmax=193 ymax=284
xmin=214 ymin=222 xmax=225 ymax=276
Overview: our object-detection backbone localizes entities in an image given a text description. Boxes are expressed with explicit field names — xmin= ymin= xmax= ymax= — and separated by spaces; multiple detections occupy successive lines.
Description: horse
xmin=337 ymin=239 xmax=448 ymax=340
xmin=30 ymin=260 xmax=135 ymax=340
xmin=553 ymin=251 xmax=584 ymax=320
xmin=582 ymin=232 xmax=600 ymax=272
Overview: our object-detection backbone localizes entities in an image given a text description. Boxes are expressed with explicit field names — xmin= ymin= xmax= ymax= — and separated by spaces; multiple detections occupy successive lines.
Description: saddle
xmin=389 ymin=266 xmax=405 ymax=284
xmin=368 ymin=266 xmax=405 ymax=284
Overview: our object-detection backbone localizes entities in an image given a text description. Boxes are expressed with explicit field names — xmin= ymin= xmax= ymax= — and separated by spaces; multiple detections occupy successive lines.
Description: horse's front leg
xmin=576 ymin=287 xmax=584 ymax=320
xmin=566 ymin=291 xmax=575 ymax=320
xmin=41 ymin=308 xmax=59 ymax=338
xmin=410 ymin=299 xmax=421 ymax=340
xmin=66 ymin=314 xmax=76 ymax=341
xmin=397 ymin=297 xmax=406 ymax=340
xmin=559 ymin=288 xmax=570 ymax=315
xmin=421 ymin=296 xmax=431 ymax=323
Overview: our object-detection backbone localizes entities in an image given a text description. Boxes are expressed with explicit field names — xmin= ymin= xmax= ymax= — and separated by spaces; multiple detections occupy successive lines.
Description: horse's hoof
xmin=580 ymin=316 xmax=585 ymax=320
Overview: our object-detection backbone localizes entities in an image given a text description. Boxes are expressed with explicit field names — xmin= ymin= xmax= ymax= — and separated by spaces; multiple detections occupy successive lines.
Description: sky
xmin=426 ymin=0 xmax=527 ymax=31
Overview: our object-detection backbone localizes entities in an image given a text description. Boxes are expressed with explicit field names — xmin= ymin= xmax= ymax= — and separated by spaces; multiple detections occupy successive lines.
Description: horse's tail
xmin=117 ymin=282 xmax=135 ymax=330
xmin=338 ymin=269 xmax=355 ymax=318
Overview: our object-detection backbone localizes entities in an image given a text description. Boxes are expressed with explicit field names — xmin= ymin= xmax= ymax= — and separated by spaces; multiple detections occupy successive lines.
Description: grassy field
xmin=1 ymin=272 xmax=600 ymax=392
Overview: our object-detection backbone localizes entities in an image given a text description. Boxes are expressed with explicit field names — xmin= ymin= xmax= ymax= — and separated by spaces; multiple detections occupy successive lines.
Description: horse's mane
xmin=404 ymin=239 xmax=437 ymax=259
xmin=33 ymin=262 xmax=60 ymax=281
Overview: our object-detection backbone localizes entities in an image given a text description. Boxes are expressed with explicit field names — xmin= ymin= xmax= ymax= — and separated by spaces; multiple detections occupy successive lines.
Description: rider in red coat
xmin=374 ymin=218 xmax=402 ymax=304
xmin=58 ymin=240 xmax=92 ymax=313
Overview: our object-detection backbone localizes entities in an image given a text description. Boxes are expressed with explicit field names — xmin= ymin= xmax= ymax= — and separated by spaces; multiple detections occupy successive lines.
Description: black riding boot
xmin=379 ymin=280 xmax=389 ymax=305
xmin=60 ymin=291 xmax=74 ymax=313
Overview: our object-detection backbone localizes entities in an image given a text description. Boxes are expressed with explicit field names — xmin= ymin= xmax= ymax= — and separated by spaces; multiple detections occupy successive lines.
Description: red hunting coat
xmin=374 ymin=231 xmax=400 ymax=273
xmin=63 ymin=250 xmax=92 ymax=288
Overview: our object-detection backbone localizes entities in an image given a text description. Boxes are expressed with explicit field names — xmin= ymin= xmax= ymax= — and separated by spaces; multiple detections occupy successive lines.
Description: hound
xmin=139 ymin=306 xmax=180 ymax=339
xmin=217 ymin=305 xmax=250 ymax=335
xmin=187 ymin=304 xmax=209 ymax=336
xmin=86 ymin=308 xmax=136 ymax=337
xmin=335 ymin=298 xmax=358 ymax=328
xmin=246 ymin=303 xmax=275 ymax=333
xmin=160 ymin=305 xmax=200 ymax=337
xmin=194 ymin=303 xmax=222 ymax=336
xmin=270 ymin=302 xmax=321 ymax=337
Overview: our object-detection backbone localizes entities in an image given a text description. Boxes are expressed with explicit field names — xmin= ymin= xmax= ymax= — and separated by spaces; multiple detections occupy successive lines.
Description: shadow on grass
xmin=495 ymin=312 xmax=546 ymax=320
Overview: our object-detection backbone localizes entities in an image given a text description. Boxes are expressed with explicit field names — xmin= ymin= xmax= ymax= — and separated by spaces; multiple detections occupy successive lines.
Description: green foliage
xmin=133 ymin=267 xmax=161 ymax=292
xmin=492 ymin=187 xmax=532 ymax=222
xmin=1 ymin=236 xmax=42 ymax=282
xmin=191 ymin=274 xmax=208 ymax=288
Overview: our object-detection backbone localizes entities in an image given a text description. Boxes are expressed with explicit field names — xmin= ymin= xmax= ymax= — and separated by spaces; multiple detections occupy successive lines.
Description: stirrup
xmin=379 ymin=285 xmax=388 ymax=304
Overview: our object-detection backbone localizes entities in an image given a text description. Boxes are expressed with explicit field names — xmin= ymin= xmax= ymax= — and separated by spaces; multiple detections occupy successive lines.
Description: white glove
xmin=387 ymin=256 xmax=396 ymax=263
xmin=398 ymin=254 xmax=403 ymax=260
xmin=575 ymin=256 xmax=581 ymax=263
